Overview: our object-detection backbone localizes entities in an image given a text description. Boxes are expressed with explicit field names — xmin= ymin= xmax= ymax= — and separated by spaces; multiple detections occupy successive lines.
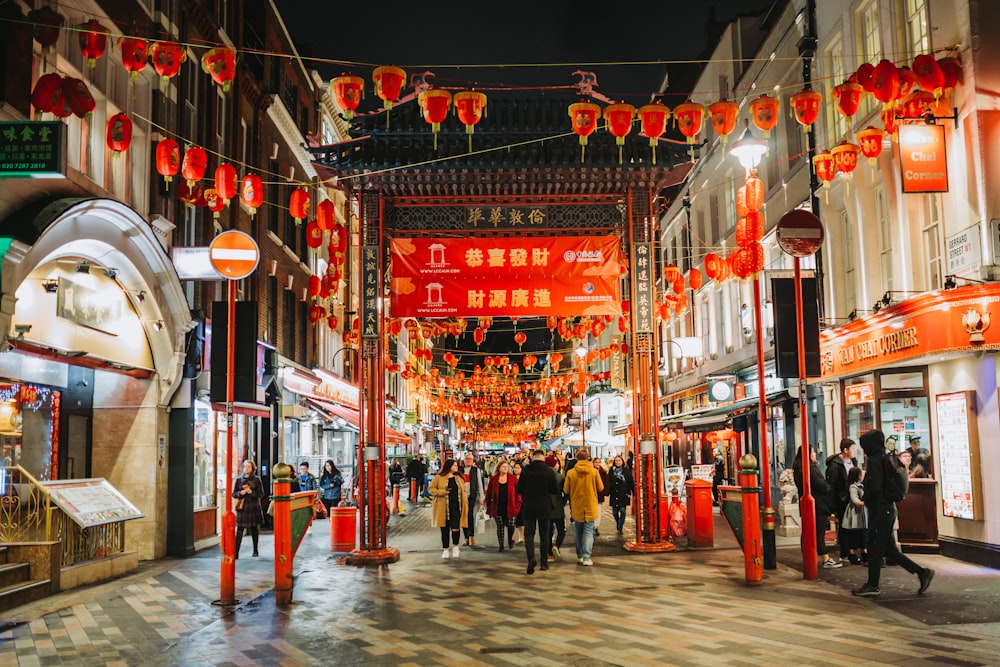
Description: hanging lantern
xmin=937 ymin=57 xmax=962 ymax=99
xmin=831 ymin=141 xmax=860 ymax=177
xmin=327 ymin=315 xmax=339 ymax=331
xmin=316 ymin=199 xmax=335 ymax=232
xmin=176 ymin=182 xmax=204 ymax=207
xmin=77 ymin=20 xmax=109 ymax=70
xmin=856 ymin=125 xmax=886 ymax=169
xmin=833 ymin=81 xmax=864 ymax=119
xmin=896 ymin=66 xmax=919 ymax=98
xmin=856 ymin=63 xmax=876 ymax=92
xmin=373 ymin=66 xmax=406 ymax=110
xmin=31 ymin=73 xmax=63 ymax=114
xmin=900 ymin=90 xmax=935 ymax=120
xmin=663 ymin=263 xmax=681 ymax=283
xmin=181 ymin=147 xmax=207 ymax=187
xmin=735 ymin=185 xmax=749 ymax=219
xmin=708 ymin=99 xmax=739 ymax=144
xmin=729 ymin=250 xmax=748 ymax=280
xmin=473 ymin=327 xmax=485 ymax=347
xmin=604 ymin=103 xmax=635 ymax=163
xmin=675 ymin=294 xmax=689 ymax=315
xmin=688 ymin=268 xmax=703 ymax=291
xmin=872 ymin=59 xmax=900 ymax=107
xmin=106 ymin=113 xmax=132 ymax=154
xmin=309 ymin=305 xmax=325 ymax=324
xmin=454 ymin=90 xmax=487 ymax=151
xmin=789 ymin=88 xmax=822 ymax=132
xmin=673 ymin=100 xmax=705 ymax=159
xmin=746 ymin=242 xmax=765 ymax=275
xmin=28 ymin=6 xmax=64 ymax=51
xmin=155 ymin=138 xmax=180 ymax=184
xmin=735 ymin=217 xmax=750 ymax=247
xmin=744 ymin=174 xmax=764 ymax=211
xmin=150 ymin=41 xmax=186 ymax=94
xmin=201 ymin=47 xmax=237 ymax=92
xmin=813 ymin=151 xmax=836 ymax=183
xmin=213 ymin=163 xmax=237 ymax=205
xmin=204 ymin=189 xmax=225 ymax=218
xmin=514 ymin=331 xmax=527 ymax=349
xmin=305 ymin=221 xmax=323 ymax=249
xmin=637 ymin=103 xmax=669 ymax=164
xmin=745 ymin=210 xmax=765 ymax=241
xmin=704 ymin=253 xmax=723 ymax=282
xmin=881 ymin=106 xmax=899 ymax=136
xmin=568 ymin=101 xmax=601 ymax=162
xmin=119 ymin=37 xmax=148 ymax=82
xmin=417 ymin=88 xmax=452 ymax=150
xmin=62 ymin=78 xmax=95 ymax=118
xmin=241 ymin=174 xmax=264 ymax=216
xmin=329 ymin=222 xmax=348 ymax=255
xmin=672 ymin=277 xmax=685 ymax=295
xmin=330 ymin=74 xmax=364 ymax=118
xmin=749 ymin=94 xmax=780 ymax=138
xmin=289 ymin=187 xmax=311 ymax=223
xmin=307 ymin=275 xmax=321 ymax=297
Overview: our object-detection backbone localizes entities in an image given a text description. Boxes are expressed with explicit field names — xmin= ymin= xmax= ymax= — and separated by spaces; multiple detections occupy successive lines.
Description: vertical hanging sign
xmin=633 ymin=242 xmax=654 ymax=332
xmin=361 ymin=245 xmax=379 ymax=338
xmin=898 ymin=124 xmax=948 ymax=193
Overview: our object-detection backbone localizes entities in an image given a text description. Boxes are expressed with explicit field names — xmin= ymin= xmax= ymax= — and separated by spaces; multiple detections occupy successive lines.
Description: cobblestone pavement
xmin=2 ymin=502 xmax=1000 ymax=666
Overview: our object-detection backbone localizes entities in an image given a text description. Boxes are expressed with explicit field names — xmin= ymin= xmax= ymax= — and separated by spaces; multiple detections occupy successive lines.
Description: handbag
xmin=235 ymin=497 xmax=245 ymax=511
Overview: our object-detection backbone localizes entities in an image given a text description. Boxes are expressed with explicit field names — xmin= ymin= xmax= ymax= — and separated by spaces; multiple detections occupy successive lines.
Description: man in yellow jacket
xmin=563 ymin=447 xmax=604 ymax=566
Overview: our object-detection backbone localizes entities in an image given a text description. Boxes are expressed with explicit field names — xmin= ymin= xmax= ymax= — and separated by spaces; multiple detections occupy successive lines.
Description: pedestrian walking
xmin=563 ymin=447 xmax=603 ymax=566
xmin=406 ymin=455 xmax=426 ymax=502
xmin=512 ymin=460 xmax=525 ymax=545
xmin=485 ymin=461 xmax=521 ymax=551
xmin=298 ymin=461 xmax=317 ymax=491
xmin=460 ymin=452 xmax=485 ymax=546
xmin=318 ymin=460 xmax=343 ymax=514
xmin=545 ymin=455 xmax=567 ymax=560
xmin=793 ymin=445 xmax=843 ymax=569
xmin=607 ymin=455 xmax=634 ymax=535
xmin=853 ymin=429 xmax=934 ymax=597
xmin=593 ymin=457 xmax=609 ymax=537
xmin=429 ymin=458 xmax=468 ymax=559
xmin=232 ymin=459 xmax=265 ymax=559
xmin=516 ymin=449 xmax=560 ymax=574
xmin=841 ymin=466 xmax=867 ymax=564
xmin=712 ymin=448 xmax=725 ymax=505
xmin=825 ymin=438 xmax=857 ymax=562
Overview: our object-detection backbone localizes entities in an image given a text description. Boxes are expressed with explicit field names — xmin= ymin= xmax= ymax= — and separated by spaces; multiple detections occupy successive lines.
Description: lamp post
xmin=730 ymin=126 xmax=777 ymax=570
xmin=575 ymin=344 xmax=588 ymax=451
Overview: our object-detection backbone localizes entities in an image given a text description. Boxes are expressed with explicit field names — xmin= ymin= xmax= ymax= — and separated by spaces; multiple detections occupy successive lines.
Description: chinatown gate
xmin=312 ymin=92 xmax=694 ymax=563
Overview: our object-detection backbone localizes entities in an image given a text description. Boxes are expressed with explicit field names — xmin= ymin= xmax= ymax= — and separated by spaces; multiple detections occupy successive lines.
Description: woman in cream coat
xmin=430 ymin=458 xmax=468 ymax=559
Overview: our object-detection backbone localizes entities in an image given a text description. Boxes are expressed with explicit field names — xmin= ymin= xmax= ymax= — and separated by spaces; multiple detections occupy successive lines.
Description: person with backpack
xmin=852 ymin=428 xmax=934 ymax=597
xmin=825 ymin=438 xmax=857 ymax=563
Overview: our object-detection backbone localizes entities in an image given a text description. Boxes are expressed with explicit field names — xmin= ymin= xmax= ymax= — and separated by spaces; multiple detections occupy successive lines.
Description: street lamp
xmin=730 ymin=124 xmax=778 ymax=571
xmin=575 ymin=344 xmax=588 ymax=451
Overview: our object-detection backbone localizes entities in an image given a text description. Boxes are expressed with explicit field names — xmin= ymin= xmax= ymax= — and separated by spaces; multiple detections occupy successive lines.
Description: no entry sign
xmin=776 ymin=209 xmax=824 ymax=257
xmin=209 ymin=230 xmax=260 ymax=280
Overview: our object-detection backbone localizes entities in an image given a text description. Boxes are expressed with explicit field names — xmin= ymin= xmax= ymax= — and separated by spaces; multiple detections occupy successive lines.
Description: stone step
xmin=0 ymin=561 xmax=28 ymax=589
xmin=0 ymin=578 xmax=51 ymax=613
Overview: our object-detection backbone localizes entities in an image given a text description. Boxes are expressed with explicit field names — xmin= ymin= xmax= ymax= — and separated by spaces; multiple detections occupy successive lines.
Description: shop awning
xmin=661 ymin=388 xmax=796 ymax=433
xmin=306 ymin=398 xmax=409 ymax=444
xmin=212 ymin=401 xmax=271 ymax=418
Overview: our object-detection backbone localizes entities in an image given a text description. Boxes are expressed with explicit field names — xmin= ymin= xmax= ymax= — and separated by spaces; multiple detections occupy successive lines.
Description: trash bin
xmin=685 ymin=478 xmax=714 ymax=547
xmin=330 ymin=505 xmax=357 ymax=552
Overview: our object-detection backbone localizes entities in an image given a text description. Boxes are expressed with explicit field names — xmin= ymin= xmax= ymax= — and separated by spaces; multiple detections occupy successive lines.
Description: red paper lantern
xmin=568 ymin=101 xmax=602 ymax=161
xmin=881 ymin=106 xmax=899 ymax=136
xmin=604 ymin=103 xmax=635 ymax=164
xmin=673 ymin=100 xmax=705 ymax=145
xmin=289 ymin=188 xmax=311 ymax=223
xmin=329 ymin=222 xmax=348 ymax=256
xmin=119 ymin=37 xmax=148 ymax=82
xmin=637 ymin=102 xmax=670 ymax=164
xmin=241 ymin=174 xmax=264 ymax=216
xmin=473 ymin=327 xmax=485 ymax=347
xmin=454 ymin=91 xmax=487 ymax=145
xmin=831 ymin=141 xmax=860 ymax=176
xmin=897 ymin=66 xmax=919 ymax=98
xmin=672 ymin=277 xmax=685 ymax=295
xmin=62 ymin=78 xmax=95 ymax=118
xmin=150 ymin=41 xmax=186 ymax=94
xmin=735 ymin=185 xmax=749 ymax=219
xmin=176 ymin=181 xmax=204 ymax=207
xmin=790 ymin=88 xmax=822 ymax=131
xmin=833 ymin=81 xmax=864 ymax=118
xmin=813 ymin=151 xmax=836 ymax=186
xmin=704 ymin=253 xmax=723 ymax=281
xmin=31 ymin=73 xmax=62 ymax=113
xmin=327 ymin=315 xmax=339 ymax=331
xmin=201 ymin=47 xmax=237 ymax=92
xmin=307 ymin=275 xmax=321 ymax=297
xmin=749 ymin=94 xmax=780 ymax=138
xmin=900 ymin=90 xmax=934 ymax=120
xmin=417 ymin=88 xmax=452 ymax=149
xmin=663 ymin=263 xmax=681 ymax=283
xmin=28 ymin=6 xmax=64 ymax=50
xmin=204 ymin=188 xmax=225 ymax=218
xmin=856 ymin=63 xmax=876 ymax=92
xmin=872 ymin=59 xmax=900 ymax=106
xmin=675 ymin=294 xmax=689 ymax=314
xmin=514 ymin=331 xmax=527 ymax=349
xmin=77 ymin=20 xmax=109 ymax=70
xmin=856 ymin=126 xmax=885 ymax=167
xmin=746 ymin=242 xmax=765 ymax=274
xmin=106 ymin=113 xmax=132 ymax=154
xmin=744 ymin=175 xmax=764 ymax=211
xmin=330 ymin=74 xmax=364 ymax=118
xmin=708 ymin=99 xmax=739 ymax=144
xmin=156 ymin=138 xmax=180 ymax=184
xmin=373 ymin=66 xmax=407 ymax=110
xmin=937 ymin=57 xmax=962 ymax=98
xmin=309 ymin=305 xmax=325 ymax=324
xmin=745 ymin=210 xmax=764 ymax=241
xmin=688 ymin=268 xmax=703 ymax=291
xmin=181 ymin=147 xmax=207 ymax=187
xmin=735 ymin=217 xmax=750 ymax=247
xmin=316 ymin=199 xmax=335 ymax=232
xmin=730 ymin=249 xmax=750 ymax=280
xmin=213 ymin=163 xmax=237 ymax=205
xmin=306 ymin=221 xmax=323 ymax=249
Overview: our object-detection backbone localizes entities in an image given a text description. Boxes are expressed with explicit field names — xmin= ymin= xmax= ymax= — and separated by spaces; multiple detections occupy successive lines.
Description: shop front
xmin=820 ymin=284 xmax=1000 ymax=564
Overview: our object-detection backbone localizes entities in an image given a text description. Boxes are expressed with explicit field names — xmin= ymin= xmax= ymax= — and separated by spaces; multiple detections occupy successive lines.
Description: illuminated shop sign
xmin=898 ymin=124 xmax=948 ymax=193
xmin=0 ymin=121 xmax=66 ymax=179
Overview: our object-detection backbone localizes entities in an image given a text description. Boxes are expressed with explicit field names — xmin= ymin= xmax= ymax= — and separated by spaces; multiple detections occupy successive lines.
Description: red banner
xmin=898 ymin=124 xmax=948 ymax=193
xmin=390 ymin=236 xmax=622 ymax=317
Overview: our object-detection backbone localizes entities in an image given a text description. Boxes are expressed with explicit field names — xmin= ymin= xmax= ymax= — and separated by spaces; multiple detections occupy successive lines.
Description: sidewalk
xmin=0 ymin=502 xmax=999 ymax=666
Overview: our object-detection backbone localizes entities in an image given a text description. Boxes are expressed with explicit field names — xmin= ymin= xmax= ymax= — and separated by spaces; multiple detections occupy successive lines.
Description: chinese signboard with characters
xmin=464 ymin=205 xmax=547 ymax=229
xmin=0 ymin=121 xmax=67 ymax=179
xmin=632 ymin=243 xmax=655 ymax=332
xmin=361 ymin=245 xmax=379 ymax=338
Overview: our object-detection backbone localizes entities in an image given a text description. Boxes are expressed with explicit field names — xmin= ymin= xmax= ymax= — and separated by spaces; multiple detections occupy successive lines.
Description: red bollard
xmin=685 ymin=479 xmax=714 ymax=548
xmin=739 ymin=454 xmax=763 ymax=585
xmin=392 ymin=485 xmax=400 ymax=515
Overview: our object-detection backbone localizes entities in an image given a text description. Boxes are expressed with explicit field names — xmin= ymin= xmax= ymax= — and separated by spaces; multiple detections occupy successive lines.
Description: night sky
xmin=274 ymin=1 xmax=775 ymax=107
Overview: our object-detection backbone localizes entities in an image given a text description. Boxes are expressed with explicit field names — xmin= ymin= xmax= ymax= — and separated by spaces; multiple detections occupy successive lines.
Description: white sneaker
xmin=582 ymin=558 xmax=594 ymax=566
xmin=442 ymin=548 xmax=450 ymax=559
xmin=451 ymin=546 xmax=460 ymax=559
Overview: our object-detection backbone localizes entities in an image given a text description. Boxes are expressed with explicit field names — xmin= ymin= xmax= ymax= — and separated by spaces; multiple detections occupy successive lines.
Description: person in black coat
xmin=825 ymin=438 xmax=858 ymax=560
xmin=406 ymin=456 xmax=426 ymax=502
xmin=232 ymin=459 xmax=265 ymax=559
xmin=516 ymin=450 xmax=560 ymax=574
xmin=607 ymin=455 xmax=634 ymax=534
xmin=793 ymin=446 xmax=842 ymax=569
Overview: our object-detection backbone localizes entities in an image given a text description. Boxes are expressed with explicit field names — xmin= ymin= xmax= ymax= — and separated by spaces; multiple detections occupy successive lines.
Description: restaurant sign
xmin=898 ymin=124 xmax=948 ymax=193
xmin=0 ymin=121 xmax=67 ymax=179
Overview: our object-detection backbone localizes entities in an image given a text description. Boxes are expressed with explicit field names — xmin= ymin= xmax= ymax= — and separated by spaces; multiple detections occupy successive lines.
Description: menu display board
xmin=934 ymin=391 xmax=983 ymax=520
xmin=664 ymin=466 xmax=686 ymax=496
xmin=690 ymin=464 xmax=714 ymax=482
xmin=40 ymin=478 xmax=144 ymax=528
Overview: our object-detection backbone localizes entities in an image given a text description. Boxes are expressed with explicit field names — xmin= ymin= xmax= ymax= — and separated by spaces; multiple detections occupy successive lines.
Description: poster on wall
xmin=934 ymin=391 xmax=983 ymax=520
xmin=41 ymin=478 xmax=144 ymax=528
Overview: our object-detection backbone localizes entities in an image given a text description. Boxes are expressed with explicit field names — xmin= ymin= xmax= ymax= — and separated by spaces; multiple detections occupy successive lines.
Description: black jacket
xmin=859 ymin=429 xmax=889 ymax=510
xmin=793 ymin=456 xmax=833 ymax=517
xmin=607 ymin=464 xmax=634 ymax=508
xmin=824 ymin=453 xmax=857 ymax=510
xmin=516 ymin=460 xmax=559 ymax=518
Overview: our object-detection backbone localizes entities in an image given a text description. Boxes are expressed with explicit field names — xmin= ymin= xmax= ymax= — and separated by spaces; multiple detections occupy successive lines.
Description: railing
xmin=0 ymin=467 xmax=126 ymax=567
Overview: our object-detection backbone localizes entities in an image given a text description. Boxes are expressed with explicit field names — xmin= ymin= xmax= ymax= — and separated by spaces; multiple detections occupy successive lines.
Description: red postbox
xmin=685 ymin=478 xmax=715 ymax=547
xmin=330 ymin=505 xmax=358 ymax=552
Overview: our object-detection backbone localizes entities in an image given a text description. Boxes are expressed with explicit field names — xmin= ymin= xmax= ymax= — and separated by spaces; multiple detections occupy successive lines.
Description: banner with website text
xmin=390 ymin=236 xmax=622 ymax=317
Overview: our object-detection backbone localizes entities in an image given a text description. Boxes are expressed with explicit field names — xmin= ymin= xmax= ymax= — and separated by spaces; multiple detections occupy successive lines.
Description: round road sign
xmin=209 ymin=230 xmax=260 ymax=280
xmin=776 ymin=209 xmax=824 ymax=257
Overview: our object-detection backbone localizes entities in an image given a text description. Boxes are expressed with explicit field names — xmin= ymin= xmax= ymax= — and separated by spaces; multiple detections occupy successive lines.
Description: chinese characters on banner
xmin=464 ymin=205 xmax=548 ymax=228
xmin=632 ymin=243 xmax=654 ymax=332
xmin=361 ymin=245 xmax=379 ymax=339
xmin=390 ymin=236 xmax=622 ymax=317
xmin=0 ymin=121 xmax=66 ymax=178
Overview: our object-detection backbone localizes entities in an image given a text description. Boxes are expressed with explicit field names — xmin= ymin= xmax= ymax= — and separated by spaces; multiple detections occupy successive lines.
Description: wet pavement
xmin=2 ymin=502 xmax=1000 ymax=666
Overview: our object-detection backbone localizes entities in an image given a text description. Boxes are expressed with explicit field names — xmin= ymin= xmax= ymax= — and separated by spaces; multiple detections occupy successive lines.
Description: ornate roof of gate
xmin=309 ymin=93 xmax=696 ymax=200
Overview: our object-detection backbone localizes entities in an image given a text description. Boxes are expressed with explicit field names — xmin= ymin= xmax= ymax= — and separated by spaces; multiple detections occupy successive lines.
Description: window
xmin=858 ymin=2 xmax=882 ymax=118
xmin=876 ymin=187 xmax=893 ymax=292
xmin=842 ymin=210 xmax=857 ymax=315
xmin=923 ymin=195 xmax=944 ymax=289
xmin=268 ymin=277 xmax=278 ymax=343
xmin=267 ymin=180 xmax=280 ymax=235
xmin=283 ymin=289 xmax=296 ymax=358
xmin=902 ymin=0 xmax=930 ymax=58
xmin=709 ymin=193 xmax=720 ymax=242
xmin=824 ymin=38 xmax=849 ymax=143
